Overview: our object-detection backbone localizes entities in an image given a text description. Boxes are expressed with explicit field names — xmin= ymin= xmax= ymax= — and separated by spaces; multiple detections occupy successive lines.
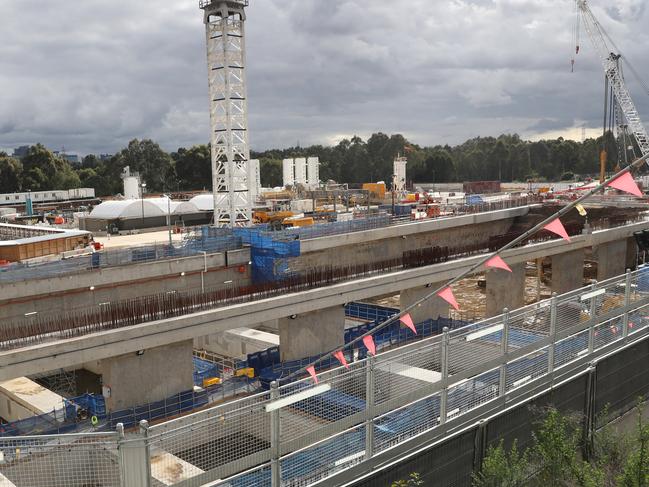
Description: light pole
xmin=163 ymin=194 xmax=173 ymax=247
xmin=200 ymin=250 xmax=207 ymax=293
xmin=140 ymin=183 xmax=147 ymax=228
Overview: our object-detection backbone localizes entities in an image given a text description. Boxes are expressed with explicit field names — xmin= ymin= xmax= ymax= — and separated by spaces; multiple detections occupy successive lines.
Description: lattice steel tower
xmin=200 ymin=0 xmax=252 ymax=227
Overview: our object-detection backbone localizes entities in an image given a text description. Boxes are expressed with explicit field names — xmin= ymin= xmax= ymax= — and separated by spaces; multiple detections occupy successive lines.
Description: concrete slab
xmin=150 ymin=450 xmax=205 ymax=485
xmin=95 ymin=230 xmax=184 ymax=249
xmin=378 ymin=362 xmax=442 ymax=384
xmin=0 ymin=377 xmax=65 ymax=422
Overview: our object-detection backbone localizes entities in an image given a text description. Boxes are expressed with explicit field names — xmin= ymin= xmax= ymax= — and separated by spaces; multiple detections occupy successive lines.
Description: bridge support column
xmin=400 ymin=285 xmax=449 ymax=324
xmin=278 ymin=306 xmax=345 ymax=362
xmin=95 ymin=340 xmax=194 ymax=412
xmin=551 ymin=249 xmax=584 ymax=294
xmin=595 ymin=240 xmax=627 ymax=281
xmin=626 ymin=237 xmax=639 ymax=271
xmin=486 ymin=263 xmax=526 ymax=318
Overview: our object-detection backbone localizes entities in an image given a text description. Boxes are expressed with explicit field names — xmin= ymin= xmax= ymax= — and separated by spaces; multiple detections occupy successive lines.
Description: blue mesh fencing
xmin=193 ymin=357 xmax=220 ymax=386
xmin=344 ymin=302 xmax=398 ymax=322
xmin=0 ymin=394 xmax=106 ymax=437
xmin=107 ymin=389 xmax=209 ymax=429
xmin=236 ymin=228 xmax=300 ymax=283
xmin=0 ymin=229 xmax=243 ymax=284
xmin=255 ymin=314 xmax=473 ymax=388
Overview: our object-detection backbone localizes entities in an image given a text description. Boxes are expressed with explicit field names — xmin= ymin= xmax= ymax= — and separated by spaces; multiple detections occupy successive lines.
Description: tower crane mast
xmin=575 ymin=0 xmax=649 ymax=163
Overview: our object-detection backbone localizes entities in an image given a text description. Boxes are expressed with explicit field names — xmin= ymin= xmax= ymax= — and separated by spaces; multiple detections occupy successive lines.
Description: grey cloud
xmin=0 ymin=0 xmax=648 ymax=155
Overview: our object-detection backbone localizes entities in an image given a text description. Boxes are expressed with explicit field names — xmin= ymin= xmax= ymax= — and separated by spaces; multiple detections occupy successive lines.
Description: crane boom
xmin=576 ymin=0 xmax=649 ymax=159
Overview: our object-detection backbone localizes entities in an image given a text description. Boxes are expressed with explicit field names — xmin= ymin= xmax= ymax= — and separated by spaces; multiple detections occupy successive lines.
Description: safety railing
xmin=2 ymin=267 xmax=649 ymax=486
xmin=0 ymin=235 xmax=242 ymax=284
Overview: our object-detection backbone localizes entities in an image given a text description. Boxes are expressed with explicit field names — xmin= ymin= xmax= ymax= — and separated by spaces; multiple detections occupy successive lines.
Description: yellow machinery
xmin=362 ymin=183 xmax=386 ymax=200
xmin=283 ymin=217 xmax=314 ymax=228
xmin=235 ymin=368 xmax=255 ymax=379
xmin=202 ymin=377 xmax=221 ymax=388
xmin=253 ymin=210 xmax=295 ymax=224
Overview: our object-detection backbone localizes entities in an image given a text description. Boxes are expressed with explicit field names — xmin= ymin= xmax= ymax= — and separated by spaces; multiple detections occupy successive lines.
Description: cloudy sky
xmin=1 ymin=0 xmax=648 ymax=156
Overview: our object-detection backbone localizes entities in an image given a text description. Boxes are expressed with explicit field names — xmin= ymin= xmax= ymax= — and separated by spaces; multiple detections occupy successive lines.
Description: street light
xmin=140 ymin=183 xmax=147 ymax=228
xmin=162 ymin=194 xmax=173 ymax=246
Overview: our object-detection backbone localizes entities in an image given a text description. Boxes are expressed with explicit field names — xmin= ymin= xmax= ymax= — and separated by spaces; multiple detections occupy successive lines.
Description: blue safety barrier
xmin=193 ymin=357 xmax=220 ymax=387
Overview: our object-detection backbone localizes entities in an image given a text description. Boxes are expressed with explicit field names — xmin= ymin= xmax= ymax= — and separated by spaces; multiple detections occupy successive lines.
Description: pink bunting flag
xmin=608 ymin=171 xmax=643 ymax=197
xmin=333 ymin=350 xmax=349 ymax=369
xmin=437 ymin=287 xmax=460 ymax=311
xmin=485 ymin=255 xmax=512 ymax=273
xmin=400 ymin=313 xmax=417 ymax=335
xmin=362 ymin=335 xmax=377 ymax=356
xmin=306 ymin=366 xmax=318 ymax=384
xmin=544 ymin=218 xmax=571 ymax=242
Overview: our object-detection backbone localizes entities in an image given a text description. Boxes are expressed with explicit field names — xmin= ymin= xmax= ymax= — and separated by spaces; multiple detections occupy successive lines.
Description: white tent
xmin=189 ymin=194 xmax=228 ymax=211
xmin=89 ymin=197 xmax=175 ymax=219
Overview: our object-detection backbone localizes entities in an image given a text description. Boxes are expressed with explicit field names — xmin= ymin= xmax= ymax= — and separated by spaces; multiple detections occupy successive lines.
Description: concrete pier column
xmin=90 ymin=340 xmax=194 ymax=412
xmin=626 ymin=237 xmax=638 ymax=271
xmin=400 ymin=285 xmax=449 ymax=324
xmin=595 ymin=240 xmax=627 ymax=281
xmin=278 ymin=306 xmax=345 ymax=362
xmin=486 ymin=262 xmax=526 ymax=317
xmin=551 ymin=249 xmax=585 ymax=294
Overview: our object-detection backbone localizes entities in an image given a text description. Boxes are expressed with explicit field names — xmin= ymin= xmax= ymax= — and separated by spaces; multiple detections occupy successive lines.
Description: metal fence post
xmin=499 ymin=309 xmax=510 ymax=398
xmin=270 ymin=381 xmax=281 ymax=487
xmin=440 ymin=327 xmax=449 ymax=425
xmin=365 ymin=355 xmax=375 ymax=460
xmin=118 ymin=421 xmax=151 ymax=487
xmin=588 ymin=282 xmax=597 ymax=354
xmin=582 ymin=365 xmax=597 ymax=461
xmin=548 ymin=296 xmax=557 ymax=374
xmin=623 ymin=269 xmax=632 ymax=338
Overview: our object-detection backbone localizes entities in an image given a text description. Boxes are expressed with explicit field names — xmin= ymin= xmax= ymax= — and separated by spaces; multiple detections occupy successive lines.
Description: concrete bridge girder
xmin=0 ymin=221 xmax=647 ymax=389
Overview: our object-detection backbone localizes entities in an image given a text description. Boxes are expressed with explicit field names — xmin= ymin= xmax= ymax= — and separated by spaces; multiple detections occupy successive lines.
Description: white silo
xmin=121 ymin=166 xmax=141 ymax=200
xmin=283 ymin=159 xmax=295 ymax=187
xmin=393 ymin=157 xmax=408 ymax=193
xmin=307 ymin=157 xmax=320 ymax=189
xmin=294 ymin=158 xmax=307 ymax=185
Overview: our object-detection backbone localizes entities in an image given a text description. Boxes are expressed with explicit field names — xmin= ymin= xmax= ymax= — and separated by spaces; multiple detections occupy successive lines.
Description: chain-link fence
xmin=0 ymin=432 xmax=120 ymax=487
xmin=1 ymin=268 xmax=649 ymax=486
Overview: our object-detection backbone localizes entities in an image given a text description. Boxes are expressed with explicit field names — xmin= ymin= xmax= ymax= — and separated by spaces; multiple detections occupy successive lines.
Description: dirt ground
xmin=367 ymin=261 xmax=564 ymax=321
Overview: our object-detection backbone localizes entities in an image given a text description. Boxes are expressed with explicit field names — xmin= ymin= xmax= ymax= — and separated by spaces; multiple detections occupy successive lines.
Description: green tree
xmin=111 ymin=139 xmax=175 ymax=192
xmin=423 ymin=149 xmax=455 ymax=183
xmin=259 ymin=158 xmax=282 ymax=188
xmin=0 ymin=153 xmax=22 ymax=193
xmin=174 ymin=145 xmax=211 ymax=191
xmin=618 ymin=406 xmax=649 ymax=487
xmin=472 ymin=440 xmax=530 ymax=487
xmin=81 ymin=154 xmax=100 ymax=169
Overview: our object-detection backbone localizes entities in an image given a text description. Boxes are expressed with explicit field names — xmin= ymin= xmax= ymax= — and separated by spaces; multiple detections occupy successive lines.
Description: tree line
xmin=0 ymin=132 xmax=629 ymax=197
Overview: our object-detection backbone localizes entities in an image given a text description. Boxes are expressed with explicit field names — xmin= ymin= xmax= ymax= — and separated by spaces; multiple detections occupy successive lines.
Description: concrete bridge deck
xmin=0 ymin=218 xmax=645 ymax=382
